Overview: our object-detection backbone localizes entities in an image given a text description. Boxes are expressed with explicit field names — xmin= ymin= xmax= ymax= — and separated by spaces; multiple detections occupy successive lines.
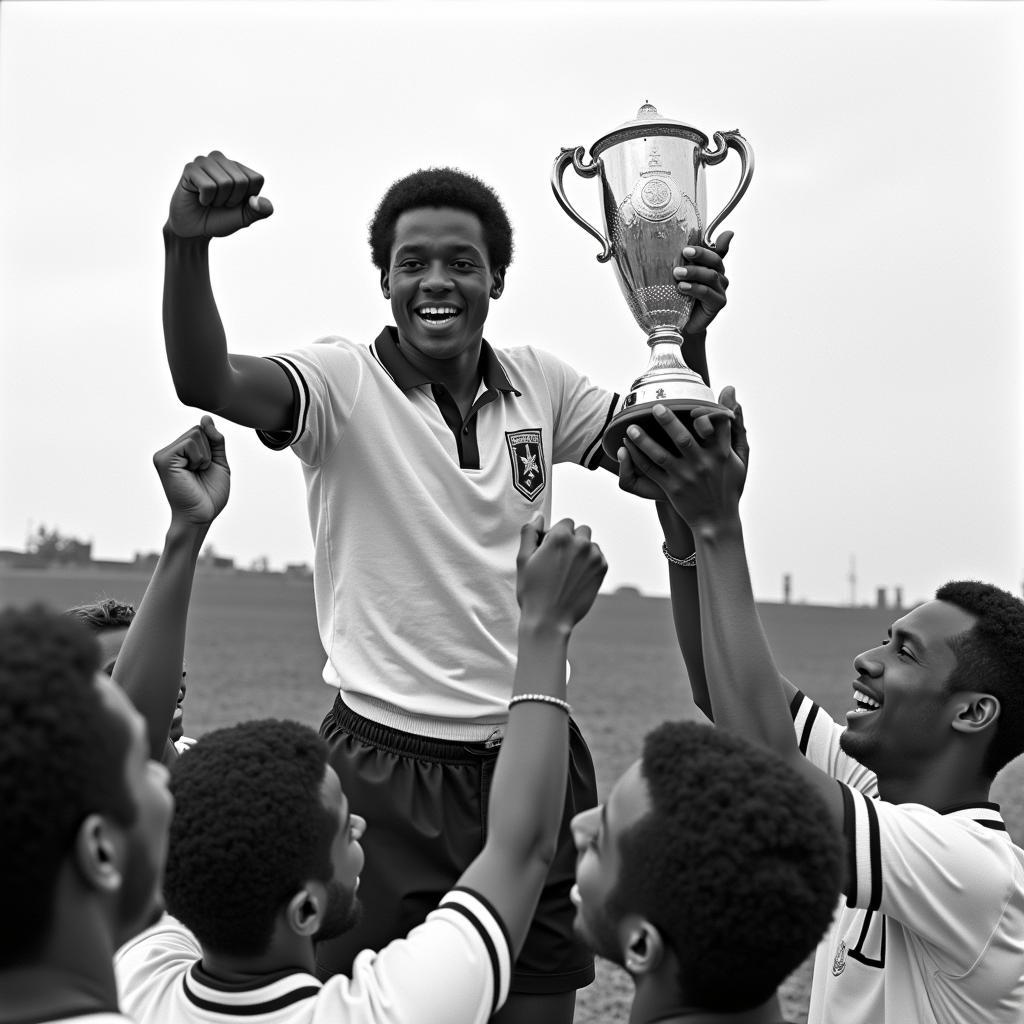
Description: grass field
xmin=5 ymin=567 xmax=1023 ymax=1022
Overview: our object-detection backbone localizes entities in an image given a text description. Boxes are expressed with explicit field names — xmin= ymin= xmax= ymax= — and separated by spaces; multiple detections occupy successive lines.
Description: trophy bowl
xmin=552 ymin=102 xmax=753 ymax=458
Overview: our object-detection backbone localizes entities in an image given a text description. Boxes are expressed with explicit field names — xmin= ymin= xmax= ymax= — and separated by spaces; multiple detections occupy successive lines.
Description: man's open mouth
xmin=852 ymin=687 xmax=882 ymax=713
xmin=415 ymin=305 xmax=461 ymax=326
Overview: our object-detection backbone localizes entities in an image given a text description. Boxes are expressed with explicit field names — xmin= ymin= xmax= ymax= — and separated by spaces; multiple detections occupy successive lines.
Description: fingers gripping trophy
xmin=552 ymin=103 xmax=753 ymax=457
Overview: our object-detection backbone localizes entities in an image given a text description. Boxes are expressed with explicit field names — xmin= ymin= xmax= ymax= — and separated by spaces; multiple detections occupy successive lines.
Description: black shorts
xmin=314 ymin=693 xmax=597 ymax=995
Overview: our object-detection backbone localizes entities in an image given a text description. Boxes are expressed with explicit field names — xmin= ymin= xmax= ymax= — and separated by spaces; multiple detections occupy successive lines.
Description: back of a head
xmin=613 ymin=722 xmax=843 ymax=1012
xmin=368 ymin=167 xmax=514 ymax=272
xmin=164 ymin=719 xmax=337 ymax=957
xmin=0 ymin=604 xmax=135 ymax=965
xmin=65 ymin=598 xmax=136 ymax=632
xmin=936 ymin=580 xmax=1024 ymax=777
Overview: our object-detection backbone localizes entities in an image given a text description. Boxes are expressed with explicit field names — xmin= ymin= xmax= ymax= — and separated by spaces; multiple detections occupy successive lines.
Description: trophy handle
xmin=700 ymin=130 xmax=755 ymax=248
xmin=551 ymin=146 xmax=614 ymax=264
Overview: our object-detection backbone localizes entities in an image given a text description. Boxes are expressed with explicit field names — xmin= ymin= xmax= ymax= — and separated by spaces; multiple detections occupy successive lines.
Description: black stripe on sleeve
xmin=976 ymin=819 xmax=1008 ymax=831
xmin=841 ymin=783 xmax=859 ymax=906
xmin=864 ymin=796 xmax=882 ymax=912
xmin=798 ymin=702 xmax=819 ymax=756
xmin=183 ymin=982 xmax=320 ymax=1016
xmin=255 ymin=356 xmax=305 ymax=451
xmin=277 ymin=356 xmax=311 ymax=441
xmin=582 ymin=393 xmax=620 ymax=469
xmin=789 ymin=690 xmax=805 ymax=719
xmin=443 ymin=902 xmax=503 ymax=1017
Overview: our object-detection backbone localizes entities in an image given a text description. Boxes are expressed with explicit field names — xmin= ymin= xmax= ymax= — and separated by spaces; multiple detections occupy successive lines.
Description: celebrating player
xmin=160 ymin=150 xmax=731 ymax=1020
xmin=0 ymin=606 xmax=174 ymax=1024
xmin=571 ymin=721 xmax=843 ymax=1024
xmin=619 ymin=397 xmax=1024 ymax=1023
xmin=116 ymin=516 xmax=608 ymax=1024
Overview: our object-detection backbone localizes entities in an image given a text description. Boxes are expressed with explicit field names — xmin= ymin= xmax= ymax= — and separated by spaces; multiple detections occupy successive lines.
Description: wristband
xmin=509 ymin=693 xmax=572 ymax=715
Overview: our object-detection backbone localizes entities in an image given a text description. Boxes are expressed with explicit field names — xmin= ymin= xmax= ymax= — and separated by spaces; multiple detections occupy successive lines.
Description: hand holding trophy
xmin=552 ymin=103 xmax=753 ymax=457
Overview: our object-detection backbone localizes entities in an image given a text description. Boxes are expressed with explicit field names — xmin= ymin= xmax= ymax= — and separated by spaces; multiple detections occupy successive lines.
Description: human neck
xmin=875 ymin=755 xmax=991 ymax=809
xmin=396 ymin=333 xmax=484 ymax=406
xmin=630 ymin=981 xmax=784 ymax=1023
xmin=200 ymin=936 xmax=316 ymax=984
xmin=0 ymin=963 xmax=118 ymax=1023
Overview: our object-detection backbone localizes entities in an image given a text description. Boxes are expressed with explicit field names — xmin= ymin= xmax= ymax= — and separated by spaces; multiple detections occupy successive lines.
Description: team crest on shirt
xmin=832 ymin=939 xmax=848 ymax=977
xmin=506 ymin=429 xmax=546 ymax=501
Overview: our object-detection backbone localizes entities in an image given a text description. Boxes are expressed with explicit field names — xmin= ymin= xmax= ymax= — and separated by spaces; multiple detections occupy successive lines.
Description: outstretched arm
xmin=458 ymin=516 xmax=607 ymax=957
xmin=112 ymin=417 xmax=230 ymax=762
xmin=164 ymin=151 xmax=294 ymax=430
xmin=622 ymin=400 xmax=842 ymax=830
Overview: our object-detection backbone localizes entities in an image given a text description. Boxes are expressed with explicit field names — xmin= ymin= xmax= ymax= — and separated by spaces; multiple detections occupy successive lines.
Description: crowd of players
xmin=2 ymin=154 xmax=1024 ymax=1024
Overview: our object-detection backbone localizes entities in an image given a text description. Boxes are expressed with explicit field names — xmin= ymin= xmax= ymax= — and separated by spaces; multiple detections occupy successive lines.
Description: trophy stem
xmin=602 ymin=326 xmax=723 ymax=459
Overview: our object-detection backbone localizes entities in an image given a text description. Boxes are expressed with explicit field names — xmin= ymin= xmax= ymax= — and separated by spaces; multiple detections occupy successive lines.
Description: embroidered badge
xmin=506 ymin=429 xmax=546 ymax=501
xmin=832 ymin=939 xmax=847 ymax=977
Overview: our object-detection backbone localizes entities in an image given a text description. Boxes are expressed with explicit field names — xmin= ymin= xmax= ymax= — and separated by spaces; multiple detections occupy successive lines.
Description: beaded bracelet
xmin=508 ymin=693 xmax=572 ymax=715
xmin=662 ymin=542 xmax=697 ymax=568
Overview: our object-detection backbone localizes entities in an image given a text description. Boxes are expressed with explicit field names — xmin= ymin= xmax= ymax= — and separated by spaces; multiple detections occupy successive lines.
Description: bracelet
xmin=509 ymin=693 xmax=572 ymax=715
xmin=662 ymin=542 xmax=697 ymax=568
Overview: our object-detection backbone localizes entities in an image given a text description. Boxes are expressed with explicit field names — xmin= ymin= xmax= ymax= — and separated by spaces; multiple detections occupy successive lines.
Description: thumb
xmin=720 ymin=386 xmax=749 ymax=464
xmin=712 ymin=229 xmax=733 ymax=258
xmin=200 ymin=415 xmax=229 ymax=467
xmin=242 ymin=194 xmax=274 ymax=225
xmin=517 ymin=514 xmax=545 ymax=565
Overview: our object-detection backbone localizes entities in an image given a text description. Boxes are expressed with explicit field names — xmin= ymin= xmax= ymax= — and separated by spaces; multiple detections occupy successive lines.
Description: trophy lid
xmin=591 ymin=102 xmax=709 ymax=158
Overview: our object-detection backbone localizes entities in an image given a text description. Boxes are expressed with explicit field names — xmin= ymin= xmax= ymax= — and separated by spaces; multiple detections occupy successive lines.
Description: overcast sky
xmin=1 ymin=0 xmax=1021 ymax=605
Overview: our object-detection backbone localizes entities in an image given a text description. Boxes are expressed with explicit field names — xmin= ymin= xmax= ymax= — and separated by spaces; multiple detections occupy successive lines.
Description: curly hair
xmin=368 ymin=167 xmax=514 ymax=272
xmin=164 ymin=719 xmax=338 ymax=956
xmin=65 ymin=598 xmax=136 ymax=631
xmin=0 ymin=604 xmax=135 ymax=966
xmin=608 ymin=722 xmax=842 ymax=1012
xmin=936 ymin=580 xmax=1024 ymax=777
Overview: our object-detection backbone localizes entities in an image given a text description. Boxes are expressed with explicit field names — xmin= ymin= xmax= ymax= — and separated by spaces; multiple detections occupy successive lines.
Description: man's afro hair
xmin=0 ymin=604 xmax=134 ymax=966
xmin=609 ymin=721 xmax=842 ymax=1012
xmin=164 ymin=718 xmax=337 ymax=957
xmin=936 ymin=580 xmax=1024 ymax=776
xmin=368 ymin=167 xmax=514 ymax=272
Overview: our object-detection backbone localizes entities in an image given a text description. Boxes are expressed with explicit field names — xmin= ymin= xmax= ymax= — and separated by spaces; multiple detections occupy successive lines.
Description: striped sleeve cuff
xmin=255 ymin=356 xmax=310 ymax=450
xmin=790 ymin=691 xmax=820 ymax=756
xmin=840 ymin=783 xmax=882 ymax=911
xmin=581 ymin=393 xmax=621 ymax=470
xmin=438 ymin=887 xmax=513 ymax=1017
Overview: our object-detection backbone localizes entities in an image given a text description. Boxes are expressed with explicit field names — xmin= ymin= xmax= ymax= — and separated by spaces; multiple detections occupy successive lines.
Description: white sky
xmin=1 ymin=0 xmax=1021 ymax=605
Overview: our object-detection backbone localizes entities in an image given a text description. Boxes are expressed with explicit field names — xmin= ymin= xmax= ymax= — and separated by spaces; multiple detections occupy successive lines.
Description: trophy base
xmin=602 ymin=396 xmax=726 ymax=459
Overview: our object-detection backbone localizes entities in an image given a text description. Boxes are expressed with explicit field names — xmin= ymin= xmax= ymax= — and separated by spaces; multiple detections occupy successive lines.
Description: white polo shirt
xmin=258 ymin=328 xmax=618 ymax=738
xmin=791 ymin=692 xmax=1024 ymax=1024
xmin=115 ymin=888 xmax=511 ymax=1024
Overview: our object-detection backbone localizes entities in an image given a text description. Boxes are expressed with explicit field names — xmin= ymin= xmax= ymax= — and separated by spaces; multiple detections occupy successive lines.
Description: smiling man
xmin=618 ymin=398 xmax=1024 ymax=1023
xmin=160 ymin=151 xmax=730 ymax=1022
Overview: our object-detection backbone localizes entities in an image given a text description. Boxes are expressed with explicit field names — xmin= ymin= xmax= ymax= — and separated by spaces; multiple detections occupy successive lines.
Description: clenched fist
xmin=166 ymin=151 xmax=274 ymax=239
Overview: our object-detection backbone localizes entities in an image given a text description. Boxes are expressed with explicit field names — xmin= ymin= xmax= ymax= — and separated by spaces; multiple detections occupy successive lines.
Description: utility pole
xmin=848 ymin=555 xmax=858 ymax=607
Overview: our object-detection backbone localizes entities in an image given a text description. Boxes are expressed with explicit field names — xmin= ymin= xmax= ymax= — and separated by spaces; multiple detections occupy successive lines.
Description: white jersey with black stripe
xmin=791 ymin=692 xmax=1024 ymax=1023
xmin=115 ymin=888 xmax=512 ymax=1024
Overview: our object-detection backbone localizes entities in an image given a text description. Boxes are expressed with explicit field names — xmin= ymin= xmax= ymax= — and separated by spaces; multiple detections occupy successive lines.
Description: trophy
xmin=552 ymin=102 xmax=753 ymax=457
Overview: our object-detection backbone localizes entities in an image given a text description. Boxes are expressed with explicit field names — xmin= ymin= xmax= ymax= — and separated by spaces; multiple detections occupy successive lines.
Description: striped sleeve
xmin=350 ymin=886 xmax=513 ymax=1023
xmin=256 ymin=355 xmax=310 ymax=451
xmin=840 ymin=783 xmax=882 ymax=911
xmin=789 ymin=690 xmax=878 ymax=796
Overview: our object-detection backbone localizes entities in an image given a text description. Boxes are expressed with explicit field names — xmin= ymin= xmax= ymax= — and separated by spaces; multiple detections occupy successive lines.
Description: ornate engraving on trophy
xmin=551 ymin=103 xmax=753 ymax=456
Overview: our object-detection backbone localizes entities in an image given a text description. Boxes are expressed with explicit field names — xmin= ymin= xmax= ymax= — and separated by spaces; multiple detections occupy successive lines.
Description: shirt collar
xmin=373 ymin=326 xmax=520 ymax=395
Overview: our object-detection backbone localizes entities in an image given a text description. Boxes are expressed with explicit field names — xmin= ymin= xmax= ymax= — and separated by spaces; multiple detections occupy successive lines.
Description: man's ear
xmin=74 ymin=814 xmax=123 ymax=893
xmin=950 ymin=693 xmax=1001 ymax=736
xmin=490 ymin=266 xmax=506 ymax=300
xmin=284 ymin=882 xmax=325 ymax=938
xmin=620 ymin=914 xmax=664 ymax=976
xmin=380 ymin=268 xmax=391 ymax=299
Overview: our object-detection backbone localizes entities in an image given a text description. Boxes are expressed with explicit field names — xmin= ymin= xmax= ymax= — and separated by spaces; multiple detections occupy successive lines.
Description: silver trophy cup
xmin=552 ymin=103 xmax=753 ymax=458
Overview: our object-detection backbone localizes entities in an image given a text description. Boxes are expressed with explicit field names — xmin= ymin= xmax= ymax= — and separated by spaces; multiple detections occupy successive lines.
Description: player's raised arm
xmin=622 ymin=397 xmax=843 ymax=830
xmin=163 ymin=151 xmax=293 ymax=431
xmin=112 ymin=417 xmax=230 ymax=763
xmin=458 ymin=516 xmax=607 ymax=956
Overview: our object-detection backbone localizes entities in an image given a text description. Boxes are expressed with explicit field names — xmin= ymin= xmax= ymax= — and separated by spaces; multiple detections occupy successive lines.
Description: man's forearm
xmin=113 ymin=519 xmax=207 ymax=760
xmin=163 ymin=228 xmax=233 ymax=410
xmin=692 ymin=516 xmax=798 ymax=756
xmin=486 ymin=623 xmax=571 ymax=863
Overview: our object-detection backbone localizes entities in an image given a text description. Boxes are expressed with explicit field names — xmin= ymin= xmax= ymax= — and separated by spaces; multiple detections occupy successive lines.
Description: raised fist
xmin=166 ymin=151 xmax=273 ymax=239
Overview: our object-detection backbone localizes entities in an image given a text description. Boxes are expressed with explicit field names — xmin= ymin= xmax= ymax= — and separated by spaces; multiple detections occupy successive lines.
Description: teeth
xmin=854 ymin=692 xmax=881 ymax=711
xmin=417 ymin=306 xmax=459 ymax=320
